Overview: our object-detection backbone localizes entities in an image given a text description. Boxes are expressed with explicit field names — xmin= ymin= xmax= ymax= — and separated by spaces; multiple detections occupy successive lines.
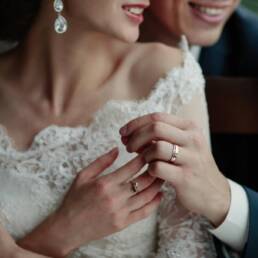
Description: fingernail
xmin=109 ymin=147 xmax=118 ymax=155
xmin=121 ymin=136 xmax=129 ymax=144
xmin=119 ymin=126 xmax=128 ymax=136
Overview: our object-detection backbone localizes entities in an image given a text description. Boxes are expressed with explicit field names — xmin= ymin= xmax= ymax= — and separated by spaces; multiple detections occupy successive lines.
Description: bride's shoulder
xmin=131 ymin=42 xmax=183 ymax=80
xmin=123 ymin=42 xmax=184 ymax=96
xmin=122 ymin=41 xmax=204 ymax=103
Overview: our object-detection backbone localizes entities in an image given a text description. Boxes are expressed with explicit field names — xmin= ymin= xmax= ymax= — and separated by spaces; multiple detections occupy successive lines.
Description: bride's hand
xmin=120 ymin=112 xmax=231 ymax=227
xmin=18 ymin=148 xmax=163 ymax=258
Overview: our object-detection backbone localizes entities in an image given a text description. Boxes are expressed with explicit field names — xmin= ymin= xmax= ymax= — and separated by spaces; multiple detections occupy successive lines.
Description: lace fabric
xmin=0 ymin=47 xmax=217 ymax=257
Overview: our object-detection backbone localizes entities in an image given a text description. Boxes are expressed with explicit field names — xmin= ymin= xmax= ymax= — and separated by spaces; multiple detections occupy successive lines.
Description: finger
xmin=120 ymin=112 xmax=191 ymax=137
xmin=107 ymin=155 xmax=147 ymax=183
xmin=127 ymin=179 xmax=164 ymax=211
xmin=144 ymin=141 xmax=186 ymax=165
xmin=125 ymin=122 xmax=187 ymax=153
xmin=148 ymin=161 xmax=183 ymax=186
xmin=127 ymin=193 xmax=162 ymax=225
xmin=79 ymin=148 xmax=119 ymax=181
xmin=121 ymin=172 xmax=156 ymax=198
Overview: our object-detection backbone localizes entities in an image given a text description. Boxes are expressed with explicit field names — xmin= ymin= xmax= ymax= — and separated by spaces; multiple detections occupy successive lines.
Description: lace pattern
xmin=0 ymin=46 xmax=216 ymax=257
xmin=155 ymin=184 xmax=217 ymax=258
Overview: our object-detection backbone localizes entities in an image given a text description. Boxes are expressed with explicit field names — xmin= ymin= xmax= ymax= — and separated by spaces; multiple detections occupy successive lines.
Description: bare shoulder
xmin=138 ymin=43 xmax=182 ymax=72
xmin=127 ymin=43 xmax=184 ymax=94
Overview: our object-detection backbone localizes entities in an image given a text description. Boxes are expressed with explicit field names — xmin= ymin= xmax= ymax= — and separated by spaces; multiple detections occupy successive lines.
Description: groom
xmin=140 ymin=0 xmax=258 ymax=257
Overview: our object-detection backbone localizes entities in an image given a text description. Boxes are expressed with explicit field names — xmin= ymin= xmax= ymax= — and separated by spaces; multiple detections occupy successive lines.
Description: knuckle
xmin=189 ymin=131 xmax=203 ymax=148
xmin=154 ymin=122 xmax=162 ymax=134
xmin=141 ymin=207 xmax=150 ymax=218
xmin=150 ymin=122 xmax=162 ymax=135
xmin=151 ymin=112 xmax=163 ymax=122
xmin=153 ymin=161 xmax=163 ymax=171
xmin=148 ymin=162 xmax=162 ymax=177
xmin=95 ymin=178 xmax=109 ymax=194
xmin=144 ymin=191 xmax=155 ymax=203
xmin=185 ymin=120 xmax=197 ymax=129
xmin=126 ymin=142 xmax=133 ymax=152
xmin=111 ymin=215 xmax=124 ymax=231
xmin=153 ymin=142 xmax=164 ymax=155
xmin=75 ymin=172 xmax=84 ymax=184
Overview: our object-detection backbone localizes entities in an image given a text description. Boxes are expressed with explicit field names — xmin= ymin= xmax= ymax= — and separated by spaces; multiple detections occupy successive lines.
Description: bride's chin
xmin=118 ymin=29 xmax=140 ymax=43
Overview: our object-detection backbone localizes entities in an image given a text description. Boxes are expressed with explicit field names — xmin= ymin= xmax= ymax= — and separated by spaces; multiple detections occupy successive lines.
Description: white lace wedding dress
xmin=0 ymin=42 xmax=217 ymax=258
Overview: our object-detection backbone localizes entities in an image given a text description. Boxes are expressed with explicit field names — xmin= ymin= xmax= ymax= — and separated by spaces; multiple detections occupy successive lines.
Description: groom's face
xmin=149 ymin=0 xmax=240 ymax=46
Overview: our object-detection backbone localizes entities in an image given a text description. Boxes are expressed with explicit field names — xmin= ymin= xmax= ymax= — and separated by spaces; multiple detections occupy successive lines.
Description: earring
xmin=54 ymin=0 xmax=68 ymax=34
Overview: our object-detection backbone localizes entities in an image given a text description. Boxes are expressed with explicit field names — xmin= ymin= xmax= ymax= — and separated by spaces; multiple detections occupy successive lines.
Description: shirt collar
xmin=190 ymin=46 xmax=202 ymax=61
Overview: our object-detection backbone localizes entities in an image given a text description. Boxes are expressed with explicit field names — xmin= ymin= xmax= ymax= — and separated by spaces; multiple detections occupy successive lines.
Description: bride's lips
xmin=188 ymin=0 xmax=233 ymax=24
xmin=122 ymin=3 xmax=149 ymax=25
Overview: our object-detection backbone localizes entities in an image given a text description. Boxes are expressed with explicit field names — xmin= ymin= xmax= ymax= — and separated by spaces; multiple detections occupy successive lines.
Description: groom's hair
xmin=0 ymin=0 xmax=41 ymax=41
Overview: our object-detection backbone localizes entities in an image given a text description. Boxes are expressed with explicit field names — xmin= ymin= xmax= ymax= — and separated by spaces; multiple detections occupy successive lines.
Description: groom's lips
xmin=188 ymin=0 xmax=232 ymax=25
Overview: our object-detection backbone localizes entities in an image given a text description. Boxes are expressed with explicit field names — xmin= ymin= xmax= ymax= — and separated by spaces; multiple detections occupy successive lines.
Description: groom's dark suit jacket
xmin=200 ymin=7 xmax=258 ymax=77
xmin=213 ymin=188 xmax=258 ymax=258
xmin=243 ymin=188 xmax=258 ymax=258
xmin=199 ymin=6 xmax=258 ymax=258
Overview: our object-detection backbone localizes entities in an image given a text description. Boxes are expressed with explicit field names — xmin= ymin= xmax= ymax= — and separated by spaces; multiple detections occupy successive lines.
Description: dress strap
xmin=178 ymin=35 xmax=190 ymax=52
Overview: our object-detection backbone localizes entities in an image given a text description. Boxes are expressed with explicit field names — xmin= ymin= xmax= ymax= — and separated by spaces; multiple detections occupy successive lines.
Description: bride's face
xmin=64 ymin=0 xmax=150 ymax=42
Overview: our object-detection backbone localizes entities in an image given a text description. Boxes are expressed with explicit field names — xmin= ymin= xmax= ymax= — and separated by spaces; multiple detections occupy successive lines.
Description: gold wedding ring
xmin=170 ymin=144 xmax=179 ymax=163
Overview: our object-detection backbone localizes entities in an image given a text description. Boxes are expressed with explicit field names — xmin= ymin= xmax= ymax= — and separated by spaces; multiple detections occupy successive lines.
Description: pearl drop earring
xmin=53 ymin=0 xmax=68 ymax=34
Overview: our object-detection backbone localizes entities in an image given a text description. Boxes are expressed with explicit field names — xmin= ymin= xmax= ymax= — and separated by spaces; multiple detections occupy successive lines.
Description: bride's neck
xmin=1 ymin=11 xmax=127 ymax=116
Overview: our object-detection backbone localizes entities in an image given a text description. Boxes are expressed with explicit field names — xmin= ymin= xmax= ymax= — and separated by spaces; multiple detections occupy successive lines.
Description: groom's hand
xmin=120 ymin=112 xmax=231 ymax=227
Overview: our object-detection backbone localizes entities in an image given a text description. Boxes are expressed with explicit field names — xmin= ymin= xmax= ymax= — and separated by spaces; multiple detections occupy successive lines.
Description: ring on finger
xmin=130 ymin=180 xmax=139 ymax=193
xmin=169 ymin=144 xmax=180 ymax=163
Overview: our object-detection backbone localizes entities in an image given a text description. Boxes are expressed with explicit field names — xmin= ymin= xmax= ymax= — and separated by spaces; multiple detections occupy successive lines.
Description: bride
xmin=0 ymin=0 xmax=216 ymax=257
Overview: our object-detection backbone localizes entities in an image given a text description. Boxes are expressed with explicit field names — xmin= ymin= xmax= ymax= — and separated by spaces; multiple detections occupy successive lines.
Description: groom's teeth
xmin=190 ymin=3 xmax=224 ymax=16
xmin=198 ymin=6 xmax=223 ymax=16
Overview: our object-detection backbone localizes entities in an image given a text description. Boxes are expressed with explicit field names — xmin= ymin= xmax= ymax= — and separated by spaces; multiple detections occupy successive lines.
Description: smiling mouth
xmin=122 ymin=6 xmax=145 ymax=16
xmin=122 ymin=4 xmax=148 ymax=24
xmin=189 ymin=2 xmax=225 ymax=16
xmin=188 ymin=1 xmax=232 ymax=24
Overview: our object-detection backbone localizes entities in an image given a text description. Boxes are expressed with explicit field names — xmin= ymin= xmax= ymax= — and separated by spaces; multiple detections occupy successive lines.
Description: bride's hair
xmin=0 ymin=0 xmax=41 ymax=41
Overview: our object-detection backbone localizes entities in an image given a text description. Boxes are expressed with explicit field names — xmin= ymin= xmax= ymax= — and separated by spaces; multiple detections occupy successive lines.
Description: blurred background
xmin=243 ymin=0 xmax=258 ymax=13
xmin=204 ymin=0 xmax=258 ymax=191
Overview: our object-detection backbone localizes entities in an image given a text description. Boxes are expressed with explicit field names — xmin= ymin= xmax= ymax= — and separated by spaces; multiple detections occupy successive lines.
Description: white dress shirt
xmin=190 ymin=46 xmax=250 ymax=252
xmin=210 ymin=180 xmax=249 ymax=251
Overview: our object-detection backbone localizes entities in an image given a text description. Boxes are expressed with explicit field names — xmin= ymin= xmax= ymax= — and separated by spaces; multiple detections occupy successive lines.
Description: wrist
xmin=205 ymin=177 xmax=231 ymax=227
xmin=18 ymin=212 xmax=72 ymax=258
